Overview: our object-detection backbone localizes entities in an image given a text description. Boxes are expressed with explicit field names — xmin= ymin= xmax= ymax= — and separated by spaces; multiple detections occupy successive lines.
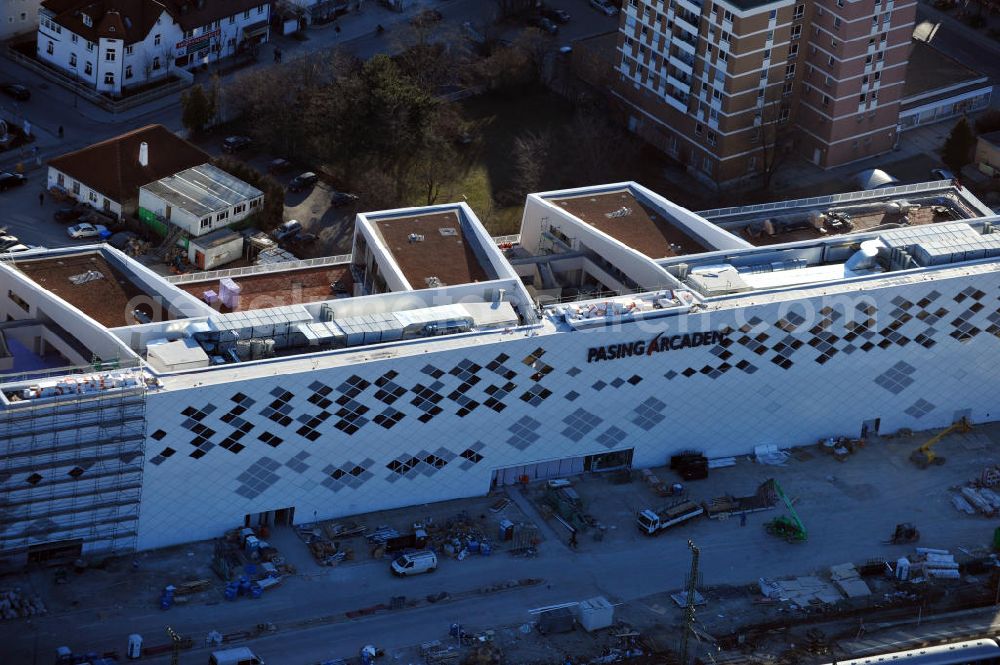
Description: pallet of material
xmin=705 ymin=480 xmax=778 ymax=519
xmin=173 ymin=579 xmax=212 ymax=596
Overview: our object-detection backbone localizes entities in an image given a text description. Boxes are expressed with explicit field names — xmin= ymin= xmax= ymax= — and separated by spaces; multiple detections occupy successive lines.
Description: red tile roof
xmin=48 ymin=124 xmax=210 ymax=205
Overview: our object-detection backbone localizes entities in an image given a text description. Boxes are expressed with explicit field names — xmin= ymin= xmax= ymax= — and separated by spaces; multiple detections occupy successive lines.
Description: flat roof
xmin=178 ymin=264 xmax=353 ymax=312
xmin=374 ymin=210 xmax=493 ymax=288
xmin=142 ymin=163 xmax=263 ymax=218
xmin=903 ymin=39 xmax=985 ymax=100
xmin=549 ymin=189 xmax=708 ymax=259
xmin=14 ymin=252 xmax=178 ymax=327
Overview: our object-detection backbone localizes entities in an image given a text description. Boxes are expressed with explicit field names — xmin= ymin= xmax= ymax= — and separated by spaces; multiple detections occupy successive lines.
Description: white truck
xmin=209 ymin=647 xmax=265 ymax=665
xmin=637 ymin=500 xmax=704 ymax=535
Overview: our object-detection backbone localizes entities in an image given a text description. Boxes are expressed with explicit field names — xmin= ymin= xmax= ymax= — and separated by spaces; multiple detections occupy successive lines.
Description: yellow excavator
xmin=909 ymin=417 xmax=971 ymax=468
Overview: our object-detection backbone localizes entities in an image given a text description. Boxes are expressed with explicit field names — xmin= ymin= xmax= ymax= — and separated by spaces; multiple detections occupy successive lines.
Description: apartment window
xmin=794 ymin=3 xmax=804 ymax=18
xmin=243 ymin=9 xmax=251 ymax=18
xmin=827 ymin=55 xmax=834 ymax=67
xmin=184 ymin=29 xmax=194 ymax=38
xmin=257 ymin=4 xmax=265 ymax=13
xmin=71 ymin=34 xmax=78 ymax=43
xmin=707 ymin=132 xmax=717 ymax=147
xmin=718 ymin=50 xmax=727 ymax=62
xmin=779 ymin=105 xmax=790 ymax=122
xmin=213 ymin=20 xmax=220 ymax=28
xmin=783 ymin=81 xmax=793 ymax=95
xmin=874 ymin=71 xmax=881 ymax=81
xmin=125 ymin=64 xmax=133 ymax=79
xmin=250 ymin=198 xmax=260 ymax=208
xmin=880 ymin=32 xmax=888 ymax=41
xmin=701 ymin=156 xmax=712 ymax=175
xmin=125 ymin=45 xmax=133 ymax=55
xmin=82 ymin=13 xmax=92 ymax=27
xmin=695 ymin=123 xmax=704 ymax=136
xmin=88 ymin=191 xmax=98 ymax=203
xmin=825 ymin=74 xmax=834 ymax=86
xmin=822 ymin=94 xmax=831 ymax=107
xmin=789 ymin=44 xmax=798 ymax=58
xmin=105 ymin=48 xmax=116 ymax=61
xmin=785 ymin=63 xmax=795 ymax=79
xmin=872 ymin=15 xmax=878 ymax=25
xmin=713 ymin=88 xmax=723 ymax=99
xmin=837 ymin=0 xmax=844 ymax=5
xmin=763 ymin=49 xmax=770 ymax=59
xmin=72 ymin=181 xmax=80 ymax=194
xmin=724 ymin=9 xmax=734 ymax=21
xmin=818 ymin=6 xmax=824 ymax=15
xmin=86 ymin=41 xmax=94 ymax=52
xmin=865 ymin=54 xmax=873 ymax=64
xmin=154 ymin=33 xmax=161 ymax=46
xmin=104 ymin=72 xmax=114 ymax=85
xmin=216 ymin=211 xmax=229 ymax=222
xmin=84 ymin=61 xmax=92 ymax=75
xmin=859 ymin=93 xmax=866 ymax=103
xmin=876 ymin=50 xmax=884 ymax=61
xmin=229 ymin=15 xmax=236 ymax=24
xmin=46 ymin=41 xmax=53 ymax=55
xmin=769 ymin=9 xmax=777 ymax=18
xmin=759 ymin=71 xmax=768 ymax=83
xmin=200 ymin=217 xmax=212 ymax=229
xmin=152 ymin=56 xmax=161 ymax=70
xmin=69 ymin=53 xmax=77 ymax=67
xmin=834 ymin=17 xmax=841 ymax=29
xmin=791 ymin=25 xmax=801 ymax=40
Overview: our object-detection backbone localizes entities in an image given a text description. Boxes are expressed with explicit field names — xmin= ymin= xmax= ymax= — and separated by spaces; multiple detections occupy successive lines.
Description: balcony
xmin=669 ymin=54 xmax=694 ymax=76
xmin=668 ymin=73 xmax=692 ymax=93
xmin=675 ymin=14 xmax=700 ymax=36
xmin=674 ymin=32 xmax=698 ymax=55
xmin=674 ymin=0 xmax=702 ymax=17
xmin=665 ymin=90 xmax=689 ymax=112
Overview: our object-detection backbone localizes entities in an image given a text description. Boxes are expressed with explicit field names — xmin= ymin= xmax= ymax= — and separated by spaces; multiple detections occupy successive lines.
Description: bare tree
xmin=754 ymin=91 xmax=796 ymax=191
xmin=507 ymin=129 xmax=552 ymax=203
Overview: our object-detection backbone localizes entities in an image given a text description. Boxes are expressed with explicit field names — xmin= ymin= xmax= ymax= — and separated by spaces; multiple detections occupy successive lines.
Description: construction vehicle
xmin=764 ymin=479 xmax=807 ymax=543
xmin=637 ymin=499 xmax=704 ymax=535
xmin=909 ymin=418 xmax=971 ymax=468
xmin=888 ymin=522 xmax=920 ymax=544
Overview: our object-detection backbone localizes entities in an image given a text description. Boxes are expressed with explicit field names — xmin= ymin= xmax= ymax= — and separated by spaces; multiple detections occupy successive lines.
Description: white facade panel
xmin=134 ymin=268 xmax=1000 ymax=551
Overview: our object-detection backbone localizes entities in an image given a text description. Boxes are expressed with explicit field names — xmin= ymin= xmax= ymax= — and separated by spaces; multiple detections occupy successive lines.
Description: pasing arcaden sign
xmin=586 ymin=328 xmax=732 ymax=363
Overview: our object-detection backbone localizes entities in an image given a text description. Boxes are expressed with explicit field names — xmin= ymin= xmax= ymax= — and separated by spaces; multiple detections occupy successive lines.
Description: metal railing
xmin=697 ymin=181 xmax=953 ymax=221
xmin=492 ymin=234 xmax=521 ymax=246
xmin=166 ymin=254 xmax=353 ymax=284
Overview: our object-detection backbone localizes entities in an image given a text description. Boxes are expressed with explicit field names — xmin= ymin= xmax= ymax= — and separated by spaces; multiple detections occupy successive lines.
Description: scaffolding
xmin=0 ymin=366 xmax=148 ymax=568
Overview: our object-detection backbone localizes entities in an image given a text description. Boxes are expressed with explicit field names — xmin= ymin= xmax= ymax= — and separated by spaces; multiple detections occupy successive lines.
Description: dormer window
xmin=82 ymin=13 xmax=92 ymax=27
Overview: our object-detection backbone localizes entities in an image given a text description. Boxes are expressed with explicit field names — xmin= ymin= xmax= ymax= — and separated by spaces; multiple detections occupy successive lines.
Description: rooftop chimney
xmin=138 ymin=141 xmax=148 ymax=167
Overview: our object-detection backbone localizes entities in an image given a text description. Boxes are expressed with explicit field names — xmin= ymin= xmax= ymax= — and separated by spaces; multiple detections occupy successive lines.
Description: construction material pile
xmin=297 ymin=520 xmax=363 ymax=566
xmin=0 ymin=588 xmax=46 ymax=620
xmin=901 ymin=548 xmax=960 ymax=580
xmin=950 ymin=485 xmax=1000 ymax=516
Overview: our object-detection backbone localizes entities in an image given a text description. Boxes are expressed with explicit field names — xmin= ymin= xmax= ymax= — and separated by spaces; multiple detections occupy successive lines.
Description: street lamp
xmin=69 ymin=65 xmax=78 ymax=108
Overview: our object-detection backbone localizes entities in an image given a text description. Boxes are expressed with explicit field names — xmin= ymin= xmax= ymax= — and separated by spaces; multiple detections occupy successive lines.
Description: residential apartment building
xmin=36 ymin=0 xmax=270 ymax=96
xmin=612 ymin=0 xmax=916 ymax=184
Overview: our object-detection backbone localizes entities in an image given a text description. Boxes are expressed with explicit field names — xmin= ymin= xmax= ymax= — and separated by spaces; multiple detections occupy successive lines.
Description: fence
xmin=5 ymin=47 xmax=192 ymax=113
xmin=166 ymin=254 xmax=353 ymax=285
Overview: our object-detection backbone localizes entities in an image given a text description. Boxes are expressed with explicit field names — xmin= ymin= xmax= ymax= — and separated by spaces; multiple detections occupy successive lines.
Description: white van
xmin=209 ymin=647 xmax=265 ymax=665
xmin=391 ymin=550 xmax=437 ymax=576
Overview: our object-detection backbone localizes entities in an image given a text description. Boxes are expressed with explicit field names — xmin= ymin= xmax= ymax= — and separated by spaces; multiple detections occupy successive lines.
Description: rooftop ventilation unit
xmin=408 ymin=233 xmax=425 ymax=243
xmin=425 ymin=276 xmax=443 ymax=288
xmin=439 ymin=227 xmax=458 ymax=237
xmin=606 ymin=206 xmax=632 ymax=219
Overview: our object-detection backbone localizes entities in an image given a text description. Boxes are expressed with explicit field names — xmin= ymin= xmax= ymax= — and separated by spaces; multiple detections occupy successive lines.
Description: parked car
xmin=268 ymin=158 xmax=292 ymax=174
xmin=0 ymin=172 xmax=27 ymax=191
xmin=66 ymin=223 xmax=108 ymax=239
xmin=590 ymin=0 xmax=618 ymax=16
xmin=930 ymin=168 xmax=955 ymax=181
xmin=222 ymin=135 xmax=252 ymax=153
xmin=1 ymin=83 xmax=30 ymax=101
xmin=330 ymin=191 xmax=359 ymax=207
xmin=273 ymin=219 xmax=302 ymax=240
xmin=1 ymin=244 xmax=29 ymax=253
xmin=288 ymin=171 xmax=319 ymax=192
xmin=535 ymin=16 xmax=559 ymax=34
xmin=411 ymin=8 xmax=443 ymax=26
xmin=542 ymin=7 xmax=571 ymax=23
xmin=0 ymin=236 xmax=20 ymax=250
xmin=54 ymin=206 xmax=87 ymax=223
xmin=391 ymin=550 xmax=437 ymax=576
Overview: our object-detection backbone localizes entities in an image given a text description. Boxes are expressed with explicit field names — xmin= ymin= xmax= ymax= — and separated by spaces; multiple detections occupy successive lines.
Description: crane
xmin=910 ymin=417 xmax=971 ymax=468
xmin=679 ymin=539 xmax=700 ymax=665
xmin=764 ymin=479 xmax=806 ymax=543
